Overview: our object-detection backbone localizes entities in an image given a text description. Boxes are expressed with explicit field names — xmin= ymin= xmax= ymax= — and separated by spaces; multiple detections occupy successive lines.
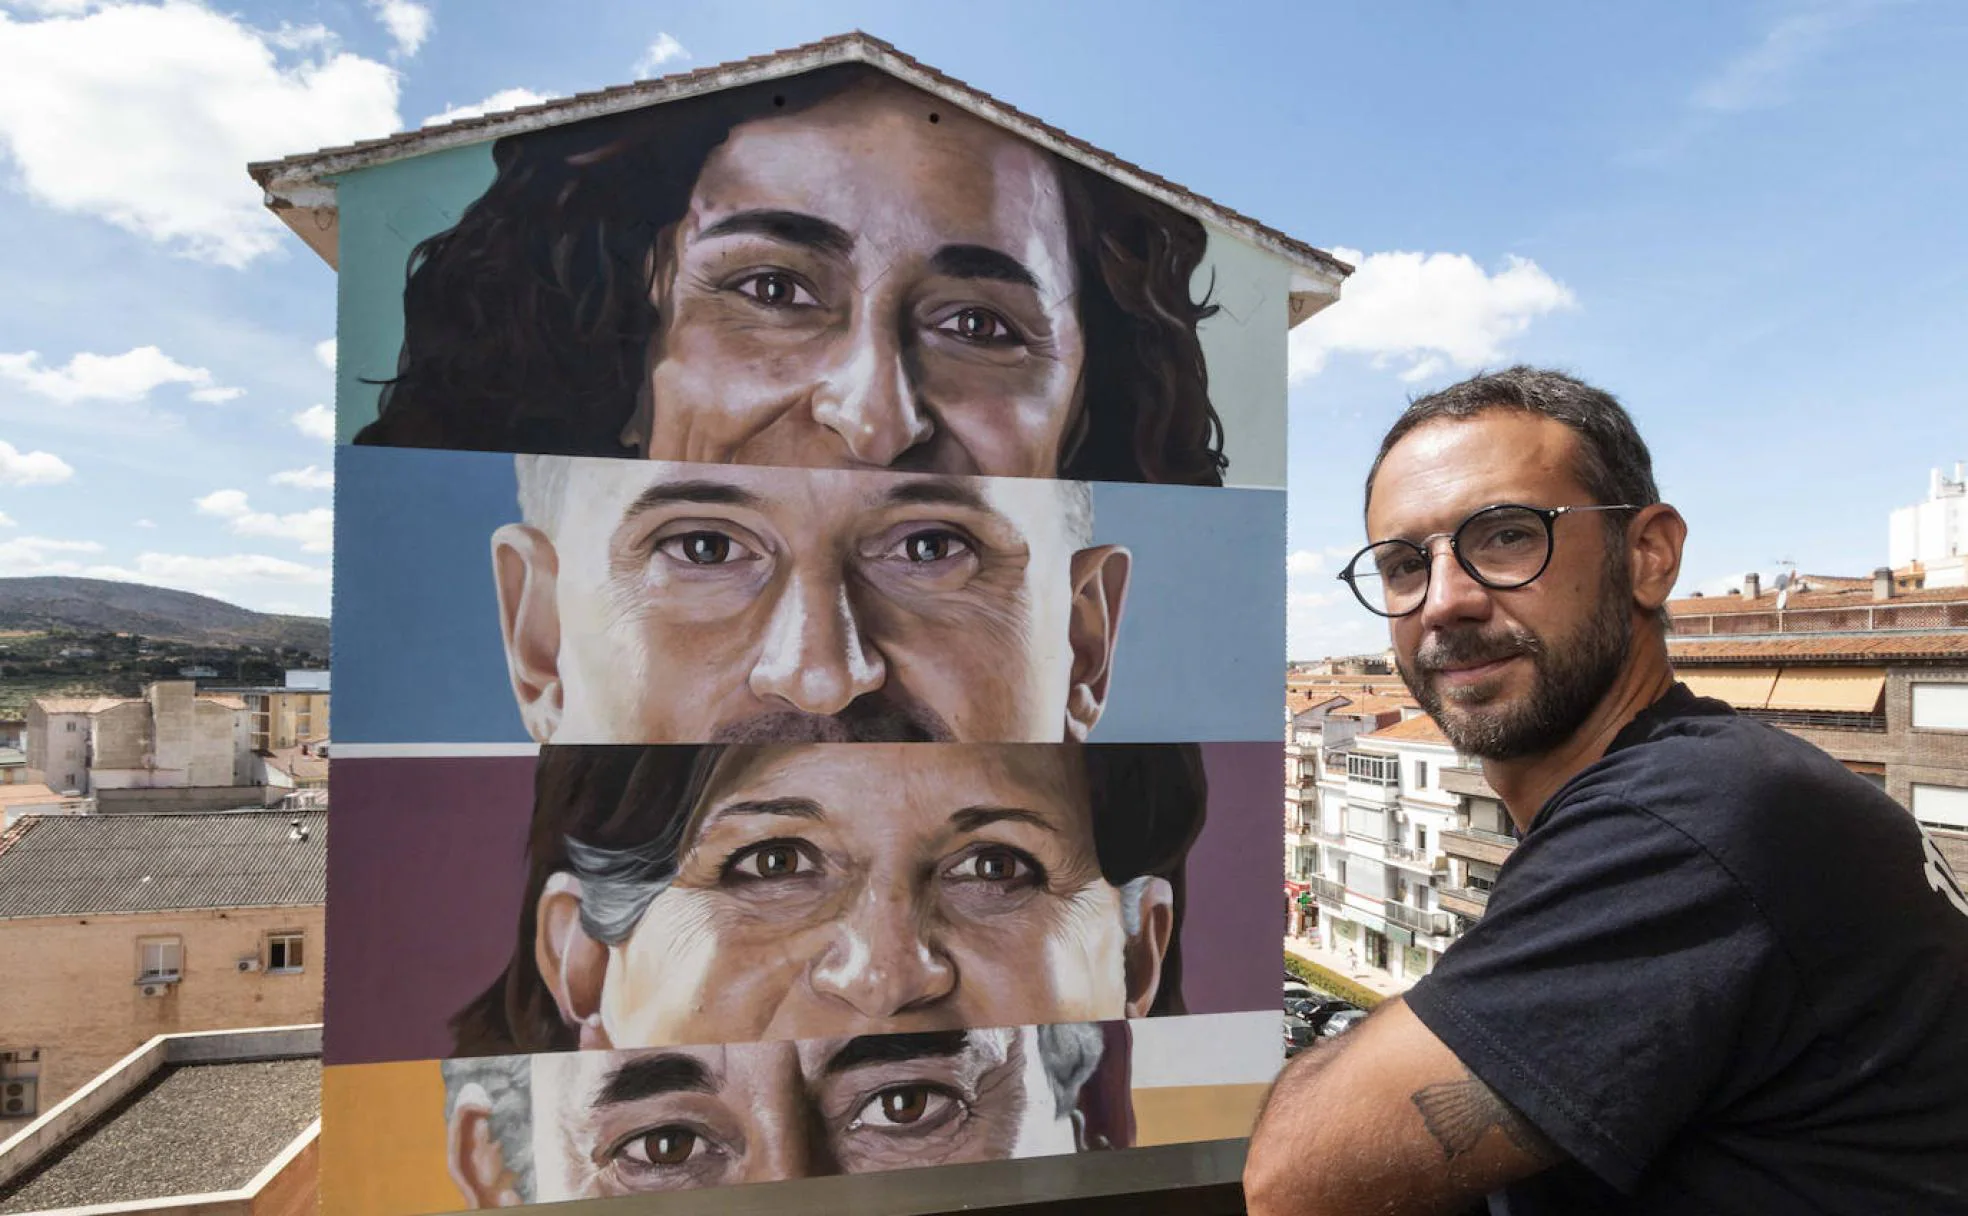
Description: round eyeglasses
xmin=1338 ymin=503 xmax=1642 ymax=618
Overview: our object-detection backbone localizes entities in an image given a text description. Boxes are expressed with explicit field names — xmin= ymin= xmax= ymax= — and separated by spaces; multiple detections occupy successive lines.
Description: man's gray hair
xmin=440 ymin=1055 xmax=534 ymax=1202
xmin=1034 ymin=1022 xmax=1105 ymax=1119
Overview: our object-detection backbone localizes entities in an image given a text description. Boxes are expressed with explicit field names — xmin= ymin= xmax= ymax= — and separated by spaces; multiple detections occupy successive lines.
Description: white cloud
xmin=196 ymin=488 xmax=332 ymax=552
xmin=0 ymin=511 xmax=15 ymax=527
xmin=1693 ymin=0 xmax=1882 ymax=113
xmin=0 ymin=534 xmax=110 ymax=577
xmin=0 ymin=345 xmax=240 ymax=404
xmin=135 ymin=518 xmax=156 ymax=528
xmin=292 ymin=403 xmax=335 ymax=442
xmin=0 ymin=2 xmax=401 ymax=267
xmin=314 ymin=338 xmax=336 ymax=370
xmin=133 ymin=551 xmax=329 ymax=586
xmin=1286 ymin=549 xmax=1324 ymax=577
xmin=423 ymin=86 xmax=555 ymax=127
xmin=271 ymin=465 xmax=333 ymax=491
xmin=0 ymin=439 xmax=75 ymax=485
xmin=365 ymin=0 xmax=430 ymax=56
xmin=632 ymin=31 xmax=689 ymax=77
xmin=1288 ymin=247 xmax=1577 ymax=384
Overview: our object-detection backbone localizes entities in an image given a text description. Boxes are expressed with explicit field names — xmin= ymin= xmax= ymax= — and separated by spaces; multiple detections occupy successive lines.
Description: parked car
xmin=1318 ymin=1008 xmax=1370 ymax=1038
xmin=1287 ymin=996 xmax=1360 ymax=1032
xmin=1284 ymin=1013 xmax=1319 ymax=1057
xmin=1284 ymin=981 xmax=1317 ymax=1004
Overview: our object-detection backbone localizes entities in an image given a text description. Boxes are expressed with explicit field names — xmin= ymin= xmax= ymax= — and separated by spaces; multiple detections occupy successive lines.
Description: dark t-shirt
xmin=1405 ymin=684 xmax=1968 ymax=1214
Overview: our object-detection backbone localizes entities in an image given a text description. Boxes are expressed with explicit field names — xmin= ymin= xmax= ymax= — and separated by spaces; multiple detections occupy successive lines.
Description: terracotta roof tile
xmin=1669 ymin=633 xmax=1968 ymax=662
xmin=31 ymin=696 xmax=122 ymax=714
xmin=1361 ymin=715 xmax=1450 ymax=744
xmin=248 ymin=32 xmax=1349 ymax=280
xmin=1668 ymin=582 xmax=1968 ymax=616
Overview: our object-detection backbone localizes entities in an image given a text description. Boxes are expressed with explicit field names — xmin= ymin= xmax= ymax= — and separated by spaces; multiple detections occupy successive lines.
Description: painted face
xmin=636 ymin=80 xmax=1085 ymax=476
xmin=1366 ymin=411 xmax=1633 ymax=759
xmin=497 ymin=460 xmax=1126 ymax=744
xmin=527 ymin=1028 xmax=1078 ymax=1199
xmin=589 ymin=745 xmax=1154 ymax=1048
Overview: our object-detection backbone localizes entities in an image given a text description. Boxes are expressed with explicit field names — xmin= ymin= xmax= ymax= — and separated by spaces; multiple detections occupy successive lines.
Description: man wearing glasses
xmin=1245 ymin=367 xmax=1968 ymax=1214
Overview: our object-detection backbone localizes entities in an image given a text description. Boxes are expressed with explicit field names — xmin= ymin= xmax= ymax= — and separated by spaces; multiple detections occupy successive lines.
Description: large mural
xmin=308 ymin=36 xmax=1324 ymax=1215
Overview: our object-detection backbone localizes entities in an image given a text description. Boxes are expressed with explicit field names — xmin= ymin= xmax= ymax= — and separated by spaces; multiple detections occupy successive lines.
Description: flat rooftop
xmin=0 ymin=1058 xmax=318 ymax=1213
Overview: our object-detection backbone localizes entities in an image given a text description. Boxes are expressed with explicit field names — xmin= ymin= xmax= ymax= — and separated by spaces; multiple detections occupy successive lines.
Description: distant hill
xmin=0 ymin=578 xmax=329 ymax=654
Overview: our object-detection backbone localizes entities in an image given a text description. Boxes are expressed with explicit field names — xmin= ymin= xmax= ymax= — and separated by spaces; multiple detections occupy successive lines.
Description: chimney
xmin=1874 ymin=567 xmax=1895 ymax=601
xmin=1743 ymin=572 xmax=1760 ymax=599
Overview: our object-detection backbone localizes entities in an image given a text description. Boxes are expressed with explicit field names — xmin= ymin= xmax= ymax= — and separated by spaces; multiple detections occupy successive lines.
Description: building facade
xmin=0 ymin=811 xmax=327 ymax=1135
xmin=1891 ymin=463 xmax=1967 ymax=588
xmin=24 ymin=682 xmax=252 ymax=798
xmin=206 ymin=671 xmax=332 ymax=754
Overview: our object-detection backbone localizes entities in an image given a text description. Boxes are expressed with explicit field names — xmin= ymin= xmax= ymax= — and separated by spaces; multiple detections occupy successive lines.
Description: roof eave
xmin=250 ymin=31 xmax=1350 ymax=286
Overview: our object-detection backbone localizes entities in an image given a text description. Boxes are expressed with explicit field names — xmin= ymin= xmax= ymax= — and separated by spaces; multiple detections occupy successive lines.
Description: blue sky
xmin=0 ymin=0 xmax=1962 ymax=655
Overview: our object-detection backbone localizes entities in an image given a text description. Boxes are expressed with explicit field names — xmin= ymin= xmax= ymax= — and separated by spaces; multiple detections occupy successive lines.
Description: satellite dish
xmin=1773 ymin=564 xmax=1793 ymax=611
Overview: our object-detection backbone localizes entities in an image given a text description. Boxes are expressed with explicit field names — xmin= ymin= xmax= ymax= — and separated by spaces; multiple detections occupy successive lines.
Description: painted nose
xmin=748 ymin=571 xmax=886 ymax=716
xmin=808 ymin=879 xmax=957 ymax=1018
xmin=809 ymin=321 xmax=934 ymax=467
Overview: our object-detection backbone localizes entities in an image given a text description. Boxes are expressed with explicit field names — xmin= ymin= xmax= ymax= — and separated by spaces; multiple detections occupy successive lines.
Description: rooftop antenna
xmin=1772 ymin=558 xmax=1797 ymax=611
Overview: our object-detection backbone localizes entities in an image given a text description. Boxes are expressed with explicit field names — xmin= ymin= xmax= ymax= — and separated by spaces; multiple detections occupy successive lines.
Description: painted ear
xmin=1122 ymin=876 xmax=1174 ymax=1019
xmin=447 ymin=1083 xmax=526 ymax=1208
xmin=1064 ymin=545 xmax=1132 ymax=742
xmin=492 ymin=523 xmax=564 ymax=743
xmin=534 ymin=873 xmax=612 ymax=1050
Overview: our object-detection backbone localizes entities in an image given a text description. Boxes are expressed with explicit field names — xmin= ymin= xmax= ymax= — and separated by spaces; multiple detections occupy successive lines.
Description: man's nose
xmin=808 ymin=316 xmax=934 ymax=467
xmin=739 ymin=1051 xmax=832 ymax=1183
xmin=1416 ymin=539 xmax=1492 ymax=630
xmin=808 ymin=878 xmax=957 ymax=1019
xmin=748 ymin=570 xmax=887 ymax=716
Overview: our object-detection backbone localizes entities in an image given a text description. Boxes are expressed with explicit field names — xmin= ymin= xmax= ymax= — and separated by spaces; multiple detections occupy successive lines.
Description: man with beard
xmin=1244 ymin=367 xmax=1968 ymax=1215
xmin=493 ymin=454 xmax=1128 ymax=743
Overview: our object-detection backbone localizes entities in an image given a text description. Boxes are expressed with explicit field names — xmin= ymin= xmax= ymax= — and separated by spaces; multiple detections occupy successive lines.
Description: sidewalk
xmin=1285 ymin=935 xmax=1413 ymax=999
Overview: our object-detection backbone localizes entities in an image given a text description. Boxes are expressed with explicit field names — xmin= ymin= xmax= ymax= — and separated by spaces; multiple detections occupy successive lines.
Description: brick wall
xmin=0 ymin=905 xmax=325 ymax=1136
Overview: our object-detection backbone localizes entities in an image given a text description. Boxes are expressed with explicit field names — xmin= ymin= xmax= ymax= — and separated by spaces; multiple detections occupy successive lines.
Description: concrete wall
xmin=93 ymin=787 xmax=272 ymax=813
xmin=147 ymin=682 xmax=195 ymax=780
xmin=0 ymin=906 xmax=325 ymax=1137
xmin=188 ymin=701 xmax=241 ymax=788
xmin=26 ymin=709 xmax=91 ymax=795
xmin=90 ymin=701 xmax=150 ymax=773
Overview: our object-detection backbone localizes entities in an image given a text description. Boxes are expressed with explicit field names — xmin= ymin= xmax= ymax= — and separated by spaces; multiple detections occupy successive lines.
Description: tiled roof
xmin=1361 ymin=715 xmax=1451 ymax=744
xmin=31 ymin=697 xmax=120 ymax=714
xmin=1330 ymin=693 xmax=1419 ymax=716
xmin=1667 ymin=582 xmax=1968 ymax=617
xmin=198 ymin=695 xmax=249 ymax=711
xmin=1670 ymin=633 xmax=1968 ymax=662
xmin=247 ymin=32 xmax=1349 ymax=282
xmin=262 ymin=746 xmax=328 ymax=783
xmin=0 ymin=811 xmax=326 ymax=919
xmin=0 ymin=783 xmax=66 ymax=807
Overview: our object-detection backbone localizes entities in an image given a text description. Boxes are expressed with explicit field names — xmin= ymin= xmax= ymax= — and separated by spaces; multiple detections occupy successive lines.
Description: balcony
xmin=1384 ymin=900 xmax=1455 ymax=937
xmin=1440 ymin=765 xmax=1497 ymax=799
xmin=1345 ymin=780 xmax=1400 ymax=806
xmin=1436 ymin=885 xmax=1490 ymax=920
xmin=1307 ymin=875 xmax=1347 ymax=905
xmin=1385 ymin=842 xmax=1449 ymax=874
xmin=1311 ymin=825 xmax=1346 ymax=844
xmin=1441 ymin=826 xmax=1518 ymax=867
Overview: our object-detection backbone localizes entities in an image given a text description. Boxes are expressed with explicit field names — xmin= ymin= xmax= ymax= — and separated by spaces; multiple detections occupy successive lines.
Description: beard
xmin=1397 ymin=556 xmax=1634 ymax=761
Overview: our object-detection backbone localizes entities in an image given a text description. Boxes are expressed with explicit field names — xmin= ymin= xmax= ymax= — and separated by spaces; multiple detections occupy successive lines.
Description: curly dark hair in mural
xmin=453 ymin=742 xmax=1207 ymax=1056
xmin=356 ymin=64 xmax=1227 ymax=485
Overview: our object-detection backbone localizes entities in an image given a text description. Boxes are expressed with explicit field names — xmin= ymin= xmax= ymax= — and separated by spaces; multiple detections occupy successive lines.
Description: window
xmin=65 ymin=721 xmax=76 ymax=733
xmin=138 ymin=937 xmax=182 ymax=982
xmin=1346 ymin=806 xmax=1387 ymax=839
xmin=1911 ymin=684 xmax=1968 ymax=732
xmin=1415 ymin=760 xmax=1429 ymax=788
xmin=1347 ymin=754 xmax=1399 ymax=785
xmin=1911 ymin=784 xmax=1968 ymax=832
xmin=267 ymin=931 xmax=305 ymax=974
xmin=0 ymin=1050 xmax=39 ymax=1120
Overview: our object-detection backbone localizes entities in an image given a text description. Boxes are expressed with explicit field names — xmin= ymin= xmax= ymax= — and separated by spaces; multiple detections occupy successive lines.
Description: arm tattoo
xmin=1410 ymin=1074 xmax=1561 ymax=1164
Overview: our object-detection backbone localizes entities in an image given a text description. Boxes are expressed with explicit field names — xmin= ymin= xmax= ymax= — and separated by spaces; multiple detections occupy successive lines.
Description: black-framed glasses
xmin=1337 ymin=503 xmax=1642 ymax=618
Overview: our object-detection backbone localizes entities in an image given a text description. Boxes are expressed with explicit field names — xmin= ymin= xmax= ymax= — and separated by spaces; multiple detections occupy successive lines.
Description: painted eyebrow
xmin=823 ymin=1030 xmax=972 ymax=1077
xmin=701 ymin=796 xmax=825 ymax=830
xmin=698 ymin=209 xmax=853 ymax=258
xmin=880 ymin=479 xmax=996 ymax=515
xmin=619 ymin=480 xmax=762 ymax=529
xmin=929 ymin=244 xmax=1040 ymax=290
xmin=595 ymin=1054 xmax=717 ymax=1106
xmin=949 ymin=805 xmax=1059 ymax=835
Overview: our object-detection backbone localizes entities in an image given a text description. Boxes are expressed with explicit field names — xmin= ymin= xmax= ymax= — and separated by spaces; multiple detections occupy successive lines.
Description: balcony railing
xmin=1385 ymin=842 xmax=1449 ymax=874
xmin=1311 ymin=826 xmax=1346 ymax=843
xmin=1440 ymin=765 xmax=1498 ymax=799
xmin=1384 ymin=900 xmax=1455 ymax=936
xmin=1436 ymin=886 xmax=1490 ymax=919
xmin=1308 ymin=876 xmax=1347 ymax=905
xmin=1441 ymin=827 xmax=1518 ymax=866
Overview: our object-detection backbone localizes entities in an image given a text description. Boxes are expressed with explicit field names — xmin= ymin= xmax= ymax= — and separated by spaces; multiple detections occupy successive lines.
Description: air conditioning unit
xmin=139 ymin=982 xmax=168 ymax=998
xmin=237 ymin=958 xmax=262 ymax=973
xmin=1 ymin=1079 xmax=35 ymax=1117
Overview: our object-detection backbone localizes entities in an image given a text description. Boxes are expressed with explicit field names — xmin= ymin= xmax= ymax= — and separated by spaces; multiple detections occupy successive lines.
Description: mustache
xmin=1412 ymin=626 xmax=1541 ymax=673
xmin=709 ymin=695 xmax=956 ymax=743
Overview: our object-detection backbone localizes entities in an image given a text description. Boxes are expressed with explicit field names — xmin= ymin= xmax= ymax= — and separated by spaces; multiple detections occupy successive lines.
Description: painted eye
xmin=853 ymin=1085 xmax=956 ymax=1129
xmin=952 ymin=846 xmax=1033 ymax=883
xmin=656 ymin=531 xmax=754 ymax=565
xmin=898 ymin=530 xmax=971 ymax=563
xmin=734 ymin=271 xmax=817 ymax=308
xmin=732 ymin=842 xmax=812 ymax=879
xmin=621 ymin=1127 xmax=698 ymax=1166
xmin=938 ymin=307 xmax=1019 ymax=345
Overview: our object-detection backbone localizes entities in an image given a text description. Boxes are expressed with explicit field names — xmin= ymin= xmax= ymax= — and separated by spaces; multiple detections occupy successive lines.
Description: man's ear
xmin=1122 ymin=876 xmax=1174 ymax=1019
xmin=1064 ymin=545 xmax=1131 ymax=742
xmin=1628 ymin=504 xmax=1687 ymax=615
xmin=534 ymin=872 xmax=612 ymax=1050
xmin=447 ymin=1083 xmax=524 ymax=1208
xmin=492 ymin=523 xmax=564 ymax=743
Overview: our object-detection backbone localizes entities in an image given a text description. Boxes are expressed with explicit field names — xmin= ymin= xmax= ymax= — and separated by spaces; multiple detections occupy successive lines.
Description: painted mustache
xmin=1414 ymin=627 xmax=1540 ymax=675
xmin=710 ymin=695 xmax=956 ymax=743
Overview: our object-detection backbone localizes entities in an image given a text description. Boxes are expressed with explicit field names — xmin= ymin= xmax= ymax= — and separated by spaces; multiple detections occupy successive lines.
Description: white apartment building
xmin=1891 ymin=462 xmax=1968 ymax=588
xmin=25 ymin=683 xmax=251 ymax=797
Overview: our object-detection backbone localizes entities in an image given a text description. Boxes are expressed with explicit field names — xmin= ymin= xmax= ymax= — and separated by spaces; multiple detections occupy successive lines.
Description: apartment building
xmin=24 ymin=682 xmax=252 ymax=800
xmin=203 ymin=672 xmax=331 ymax=755
xmin=0 ymin=811 xmax=326 ymax=1136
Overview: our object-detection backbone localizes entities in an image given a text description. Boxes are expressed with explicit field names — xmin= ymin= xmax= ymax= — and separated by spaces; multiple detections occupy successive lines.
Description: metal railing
xmin=1384 ymin=900 xmax=1454 ymax=936
xmin=1744 ymin=709 xmax=1887 ymax=733
xmin=1308 ymin=876 xmax=1347 ymax=904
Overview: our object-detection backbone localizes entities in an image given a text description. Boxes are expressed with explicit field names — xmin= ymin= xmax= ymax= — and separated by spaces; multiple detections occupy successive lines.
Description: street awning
xmin=1679 ymin=667 xmax=1780 ymax=709
xmin=1766 ymin=668 xmax=1886 ymax=713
